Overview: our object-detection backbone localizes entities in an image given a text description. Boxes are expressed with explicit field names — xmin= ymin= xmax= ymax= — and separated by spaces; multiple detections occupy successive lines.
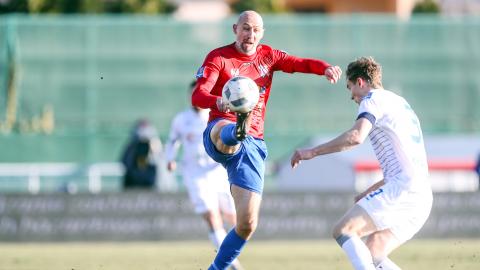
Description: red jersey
xmin=192 ymin=43 xmax=330 ymax=139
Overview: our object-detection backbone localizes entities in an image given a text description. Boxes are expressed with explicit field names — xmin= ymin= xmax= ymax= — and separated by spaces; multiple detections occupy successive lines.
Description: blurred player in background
xmin=291 ymin=57 xmax=432 ymax=270
xmin=192 ymin=10 xmax=341 ymax=270
xmin=165 ymin=81 xmax=243 ymax=270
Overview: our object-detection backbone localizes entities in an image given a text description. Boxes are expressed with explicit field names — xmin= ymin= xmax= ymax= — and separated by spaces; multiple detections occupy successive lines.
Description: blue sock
xmin=220 ymin=124 xmax=239 ymax=146
xmin=208 ymin=229 xmax=247 ymax=270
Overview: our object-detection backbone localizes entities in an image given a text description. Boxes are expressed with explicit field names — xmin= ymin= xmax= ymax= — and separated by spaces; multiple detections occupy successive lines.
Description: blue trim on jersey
xmin=203 ymin=119 xmax=267 ymax=194
xmin=357 ymin=112 xmax=376 ymax=125
xmin=196 ymin=66 xmax=205 ymax=79
xmin=361 ymin=91 xmax=373 ymax=100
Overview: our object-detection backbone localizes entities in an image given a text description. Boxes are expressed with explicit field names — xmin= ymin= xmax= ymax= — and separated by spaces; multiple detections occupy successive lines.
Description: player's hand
xmin=290 ymin=148 xmax=315 ymax=169
xmin=167 ymin=161 xmax=176 ymax=172
xmin=325 ymin=66 xmax=342 ymax=84
xmin=216 ymin=97 xmax=230 ymax=113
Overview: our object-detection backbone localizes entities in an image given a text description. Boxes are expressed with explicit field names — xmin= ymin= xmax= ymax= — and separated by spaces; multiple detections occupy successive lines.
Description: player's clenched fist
xmin=325 ymin=65 xmax=342 ymax=84
xmin=290 ymin=148 xmax=315 ymax=169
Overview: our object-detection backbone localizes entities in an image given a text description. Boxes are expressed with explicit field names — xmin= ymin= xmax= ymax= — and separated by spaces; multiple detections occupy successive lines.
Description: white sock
xmin=374 ymin=257 xmax=401 ymax=270
xmin=337 ymin=235 xmax=376 ymax=270
xmin=208 ymin=229 xmax=227 ymax=249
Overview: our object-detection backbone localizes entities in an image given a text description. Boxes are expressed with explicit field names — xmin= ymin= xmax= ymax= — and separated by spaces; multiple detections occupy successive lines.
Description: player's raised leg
xmin=209 ymin=112 xmax=252 ymax=156
xmin=332 ymin=205 xmax=377 ymax=270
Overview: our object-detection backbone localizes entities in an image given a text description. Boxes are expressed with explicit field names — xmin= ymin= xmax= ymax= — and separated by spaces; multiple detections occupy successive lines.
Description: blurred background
xmin=0 ymin=0 xmax=479 ymax=242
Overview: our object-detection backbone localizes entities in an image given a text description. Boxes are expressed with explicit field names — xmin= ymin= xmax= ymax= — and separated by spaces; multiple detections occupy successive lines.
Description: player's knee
xmin=236 ymin=219 xmax=257 ymax=239
xmin=332 ymin=221 xmax=357 ymax=240
xmin=332 ymin=221 xmax=345 ymax=239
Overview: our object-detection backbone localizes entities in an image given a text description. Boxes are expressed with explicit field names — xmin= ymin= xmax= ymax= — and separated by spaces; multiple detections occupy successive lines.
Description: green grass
xmin=0 ymin=239 xmax=479 ymax=270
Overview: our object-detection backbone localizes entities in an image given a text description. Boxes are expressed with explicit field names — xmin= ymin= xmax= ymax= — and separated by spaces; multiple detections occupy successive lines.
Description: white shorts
xmin=358 ymin=180 xmax=433 ymax=243
xmin=182 ymin=164 xmax=235 ymax=215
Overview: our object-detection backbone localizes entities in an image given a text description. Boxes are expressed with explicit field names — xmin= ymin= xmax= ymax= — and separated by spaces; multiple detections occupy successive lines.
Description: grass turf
xmin=0 ymin=239 xmax=478 ymax=270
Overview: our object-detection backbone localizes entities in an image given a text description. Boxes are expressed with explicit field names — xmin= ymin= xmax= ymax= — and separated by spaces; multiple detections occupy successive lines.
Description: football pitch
xmin=1 ymin=239 xmax=478 ymax=270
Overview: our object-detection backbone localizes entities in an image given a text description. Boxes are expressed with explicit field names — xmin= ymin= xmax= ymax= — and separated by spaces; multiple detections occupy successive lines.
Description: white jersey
xmin=165 ymin=108 xmax=218 ymax=171
xmin=358 ymin=89 xmax=429 ymax=189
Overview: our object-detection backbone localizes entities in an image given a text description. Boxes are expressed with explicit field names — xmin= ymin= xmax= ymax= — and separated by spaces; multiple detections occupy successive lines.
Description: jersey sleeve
xmin=357 ymin=92 xmax=382 ymax=125
xmin=271 ymin=48 xmax=330 ymax=75
xmin=191 ymin=51 xmax=223 ymax=110
xmin=164 ymin=114 xmax=182 ymax=162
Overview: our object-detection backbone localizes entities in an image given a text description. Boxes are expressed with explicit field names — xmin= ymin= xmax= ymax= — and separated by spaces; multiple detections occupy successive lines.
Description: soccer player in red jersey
xmin=192 ymin=10 xmax=342 ymax=270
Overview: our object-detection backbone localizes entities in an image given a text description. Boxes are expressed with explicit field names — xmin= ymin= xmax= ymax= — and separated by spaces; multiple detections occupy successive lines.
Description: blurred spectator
xmin=120 ymin=119 xmax=162 ymax=190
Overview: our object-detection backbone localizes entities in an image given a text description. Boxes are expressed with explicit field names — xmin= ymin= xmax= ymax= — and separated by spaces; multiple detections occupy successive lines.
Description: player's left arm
xmin=291 ymin=118 xmax=372 ymax=168
xmin=272 ymin=50 xmax=342 ymax=83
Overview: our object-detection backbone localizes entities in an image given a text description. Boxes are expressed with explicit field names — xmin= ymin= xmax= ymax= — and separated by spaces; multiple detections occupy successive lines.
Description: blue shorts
xmin=203 ymin=119 xmax=268 ymax=194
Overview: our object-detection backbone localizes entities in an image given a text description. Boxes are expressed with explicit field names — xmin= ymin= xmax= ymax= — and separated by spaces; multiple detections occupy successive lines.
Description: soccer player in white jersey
xmin=291 ymin=57 xmax=432 ymax=270
xmin=165 ymin=82 xmax=243 ymax=270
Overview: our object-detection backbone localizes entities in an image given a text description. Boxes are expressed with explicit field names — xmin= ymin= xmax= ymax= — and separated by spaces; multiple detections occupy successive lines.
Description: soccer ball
xmin=222 ymin=76 xmax=260 ymax=113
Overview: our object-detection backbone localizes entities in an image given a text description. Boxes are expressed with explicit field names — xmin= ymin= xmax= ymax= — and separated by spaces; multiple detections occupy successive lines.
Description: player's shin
xmin=208 ymin=228 xmax=247 ymax=270
xmin=209 ymin=229 xmax=244 ymax=270
xmin=336 ymin=234 xmax=376 ymax=270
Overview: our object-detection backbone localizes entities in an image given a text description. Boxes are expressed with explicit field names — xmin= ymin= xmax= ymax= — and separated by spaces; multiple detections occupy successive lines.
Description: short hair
xmin=346 ymin=56 xmax=383 ymax=88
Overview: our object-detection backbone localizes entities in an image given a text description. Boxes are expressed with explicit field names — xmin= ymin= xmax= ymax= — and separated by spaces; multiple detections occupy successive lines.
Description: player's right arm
xmin=291 ymin=118 xmax=372 ymax=169
xmin=270 ymin=48 xmax=342 ymax=83
xmin=191 ymin=51 xmax=229 ymax=112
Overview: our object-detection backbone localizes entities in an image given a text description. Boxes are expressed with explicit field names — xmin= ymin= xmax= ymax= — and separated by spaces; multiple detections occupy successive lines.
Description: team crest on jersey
xmin=260 ymin=86 xmax=266 ymax=93
xmin=196 ymin=66 xmax=205 ymax=79
xmin=259 ymin=64 xmax=269 ymax=77
xmin=230 ymin=68 xmax=240 ymax=77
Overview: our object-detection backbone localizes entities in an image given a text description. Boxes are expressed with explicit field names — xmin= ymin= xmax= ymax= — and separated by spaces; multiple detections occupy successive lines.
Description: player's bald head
xmin=237 ymin=10 xmax=263 ymax=29
xmin=233 ymin=10 xmax=264 ymax=55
